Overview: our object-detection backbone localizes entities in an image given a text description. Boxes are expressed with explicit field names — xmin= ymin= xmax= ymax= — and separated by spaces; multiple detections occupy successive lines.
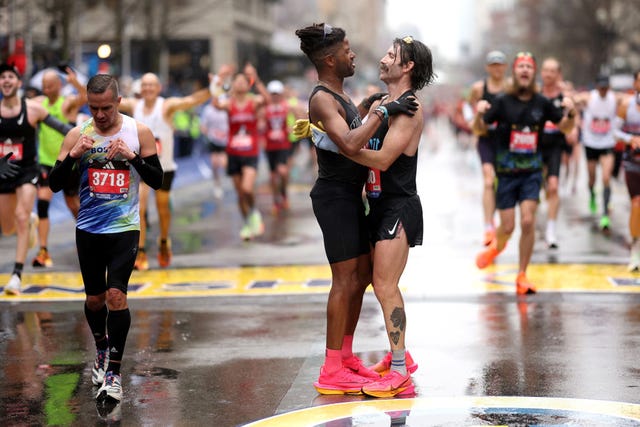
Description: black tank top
xmin=540 ymin=91 xmax=567 ymax=146
xmin=370 ymin=90 xmax=418 ymax=197
xmin=0 ymin=98 xmax=37 ymax=167
xmin=481 ymin=80 xmax=500 ymax=104
xmin=309 ymin=85 xmax=367 ymax=186
xmin=480 ymin=80 xmax=501 ymax=138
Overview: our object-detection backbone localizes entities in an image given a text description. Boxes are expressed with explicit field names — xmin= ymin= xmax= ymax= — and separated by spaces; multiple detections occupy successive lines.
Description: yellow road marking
xmin=1 ymin=264 xmax=639 ymax=301
xmin=244 ymin=396 xmax=640 ymax=426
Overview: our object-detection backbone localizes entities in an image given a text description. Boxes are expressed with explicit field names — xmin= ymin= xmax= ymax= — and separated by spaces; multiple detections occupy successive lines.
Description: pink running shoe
xmin=369 ymin=351 xmax=418 ymax=376
xmin=362 ymin=370 xmax=413 ymax=398
xmin=313 ymin=366 xmax=372 ymax=395
xmin=343 ymin=355 xmax=381 ymax=380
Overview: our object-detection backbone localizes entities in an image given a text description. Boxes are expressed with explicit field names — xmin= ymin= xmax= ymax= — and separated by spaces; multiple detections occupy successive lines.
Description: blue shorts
xmin=495 ymin=171 xmax=542 ymax=210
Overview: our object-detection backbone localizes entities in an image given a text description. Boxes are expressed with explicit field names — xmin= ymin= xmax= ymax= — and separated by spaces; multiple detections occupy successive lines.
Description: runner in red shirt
xmin=214 ymin=64 xmax=269 ymax=240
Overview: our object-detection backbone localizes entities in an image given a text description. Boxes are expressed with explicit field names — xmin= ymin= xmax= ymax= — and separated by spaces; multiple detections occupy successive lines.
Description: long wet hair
xmin=393 ymin=37 xmax=436 ymax=91
xmin=295 ymin=23 xmax=346 ymax=68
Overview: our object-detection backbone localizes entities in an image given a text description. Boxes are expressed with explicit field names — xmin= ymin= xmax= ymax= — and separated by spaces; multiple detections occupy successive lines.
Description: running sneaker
xmin=628 ymin=240 xmax=640 ymax=272
xmin=212 ymin=183 xmax=224 ymax=200
xmin=32 ymin=247 xmax=53 ymax=267
xmin=475 ymin=240 xmax=502 ymax=269
xmin=28 ymin=212 xmax=38 ymax=249
xmin=369 ymin=351 xmax=418 ymax=377
xmin=240 ymin=223 xmax=252 ymax=241
xmin=342 ymin=355 xmax=380 ymax=380
xmin=134 ymin=249 xmax=149 ymax=271
xmin=96 ymin=371 xmax=122 ymax=402
xmin=589 ymin=194 xmax=597 ymax=215
xmin=158 ymin=238 xmax=172 ymax=268
xmin=313 ymin=366 xmax=372 ymax=395
xmin=92 ymin=349 xmax=110 ymax=386
xmin=248 ymin=210 xmax=265 ymax=237
xmin=4 ymin=274 xmax=21 ymax=295
xmin=516 ymin=272 xmax=536 ymax=295
xmin=545 ymin=228 xmax=558 ymax=250
xmin=362 ymin=370 xmax=413 ymax=398
xmin=599 ymin=215 xmax=610 ymax=230
xmin=483 ymin=229 xmax=496 ymax=247
xmin=96 ymin=399 xmax=121 ymax=422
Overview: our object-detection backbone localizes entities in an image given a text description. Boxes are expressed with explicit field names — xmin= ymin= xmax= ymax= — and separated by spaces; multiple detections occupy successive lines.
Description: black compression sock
xmin=12 ymin=262 xmax=24 ymax=278
xmin=84 ymin=303 xmax=108 ymax=350
xmin=106 ymin=308 xmax=131 ymax=375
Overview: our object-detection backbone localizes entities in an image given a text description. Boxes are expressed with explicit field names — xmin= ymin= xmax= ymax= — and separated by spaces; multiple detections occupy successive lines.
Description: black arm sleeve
xmin=43 ymin=114 xmax=74 ymax=135
xmin=131 ymin=153 xmax=163 ymax=190
xmin=49 ymin=154 xmax=77 ymax=193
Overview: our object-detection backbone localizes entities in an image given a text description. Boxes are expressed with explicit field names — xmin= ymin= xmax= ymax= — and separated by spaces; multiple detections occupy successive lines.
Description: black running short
xmin=367 ymin=194 xmax=423 ymax=247
xmin=227 ymin=155 xmax=259 ymax=176
xmin=39 ymin=164 xmax=80 ymax=197
xmin=159 ymin=171 xmax=175 ymax=192
xmin=585 ymin=146 xmax=614 ymax=161
xmin=477 ymin=135 xmax=496 ymax=165
xmin=205 ymin=137 xmax=227 ymax=154
xmin=266 ymin=149 xmax=291 ymax=171
xmin=0 ymin=164 xmax=39 ymax=194
xmin=626 ymin=168 xmax=640 ymax=199
xmin=540 ymin=134 xmax=564 ymax=178
xmin=76 ymin=228 xmax=139 ymax=296
xmin=310 ymin=179 xmax=370 ymax=264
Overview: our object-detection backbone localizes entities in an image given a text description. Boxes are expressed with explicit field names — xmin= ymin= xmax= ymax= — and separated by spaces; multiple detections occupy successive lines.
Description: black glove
xmin=0 ymin=153 xmax=20 ymax=180
xmin=362 ymin=92 xmax=387 ymax=109
xmin=376 ymin=97 xmax=419 ymax=118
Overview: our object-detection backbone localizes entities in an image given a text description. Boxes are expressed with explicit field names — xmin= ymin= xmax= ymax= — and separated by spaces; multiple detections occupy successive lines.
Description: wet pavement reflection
xmin=1 ymin=122 xmax=639 ymax=425
xmin=2 ymin=292 xmax=639 ymax=425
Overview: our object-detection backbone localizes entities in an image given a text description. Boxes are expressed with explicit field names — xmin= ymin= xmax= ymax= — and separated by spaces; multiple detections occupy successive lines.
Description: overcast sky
xmin=385 ymin=0 xmax=473 ymax=61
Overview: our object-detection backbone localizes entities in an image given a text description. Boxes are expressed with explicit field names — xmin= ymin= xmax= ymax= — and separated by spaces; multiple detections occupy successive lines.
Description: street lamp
xmin=97 ymin=44 xmax=111 ymax=59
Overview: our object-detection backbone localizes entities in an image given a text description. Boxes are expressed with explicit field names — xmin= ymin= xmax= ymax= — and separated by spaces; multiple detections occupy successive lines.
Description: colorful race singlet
xmin=485 ymin=93 xmax=563 ymax=174
xmin=133 ymin=97 xmax=175 ymax=171
xmin=227 ymin=97 xmax=260 ymax=157
xmin=581 ymin=89 xmax=617 ymax=150
xmin=265 ymin=101 xmax=291 ymax=152
xmin=38 ymin=96 xmax=69 ymax=167
xmin=76 ymin=115 xmax=142 ymax=234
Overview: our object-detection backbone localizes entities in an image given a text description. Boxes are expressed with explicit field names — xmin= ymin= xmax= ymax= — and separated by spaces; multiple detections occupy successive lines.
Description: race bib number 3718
xmin=88 ymin=159 xmax=130 ymax=200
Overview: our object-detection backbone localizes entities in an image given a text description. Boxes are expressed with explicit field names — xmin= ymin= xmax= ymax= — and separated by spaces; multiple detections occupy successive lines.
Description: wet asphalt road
xmin=1 ymin=120 xmax=639 ymax=426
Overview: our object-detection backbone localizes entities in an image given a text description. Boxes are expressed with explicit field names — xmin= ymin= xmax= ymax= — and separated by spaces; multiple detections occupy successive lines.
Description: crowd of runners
xmin=449 ymin=50 xmax=640 ymax=293
xmin=2 ymin=26 xmax=640 ymax=406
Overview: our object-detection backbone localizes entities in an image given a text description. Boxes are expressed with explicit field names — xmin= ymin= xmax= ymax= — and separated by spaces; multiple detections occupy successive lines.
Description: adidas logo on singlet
xmin=103 ymin=161 xmax=116 ymax=170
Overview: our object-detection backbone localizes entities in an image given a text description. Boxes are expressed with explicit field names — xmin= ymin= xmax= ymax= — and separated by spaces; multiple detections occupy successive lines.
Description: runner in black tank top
xmin=469 ymin=51 xmax=508 ymax=246
xmin=0 ymin=98 xmax=37 ymax=169
xmin=539 ymin=57 xmax=569 ymax=249
xmin=309 ymin=85 xmax=368 ymax=187
xmin=296 ymin=23 xmax=420 ymax=396
xmin=0 ymin=62 xmax=75 ymax=295
xmin=365 ymin=89 xmax=424 ymax=247
xmin=345 ymin=36 xmax=434 ymax=397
